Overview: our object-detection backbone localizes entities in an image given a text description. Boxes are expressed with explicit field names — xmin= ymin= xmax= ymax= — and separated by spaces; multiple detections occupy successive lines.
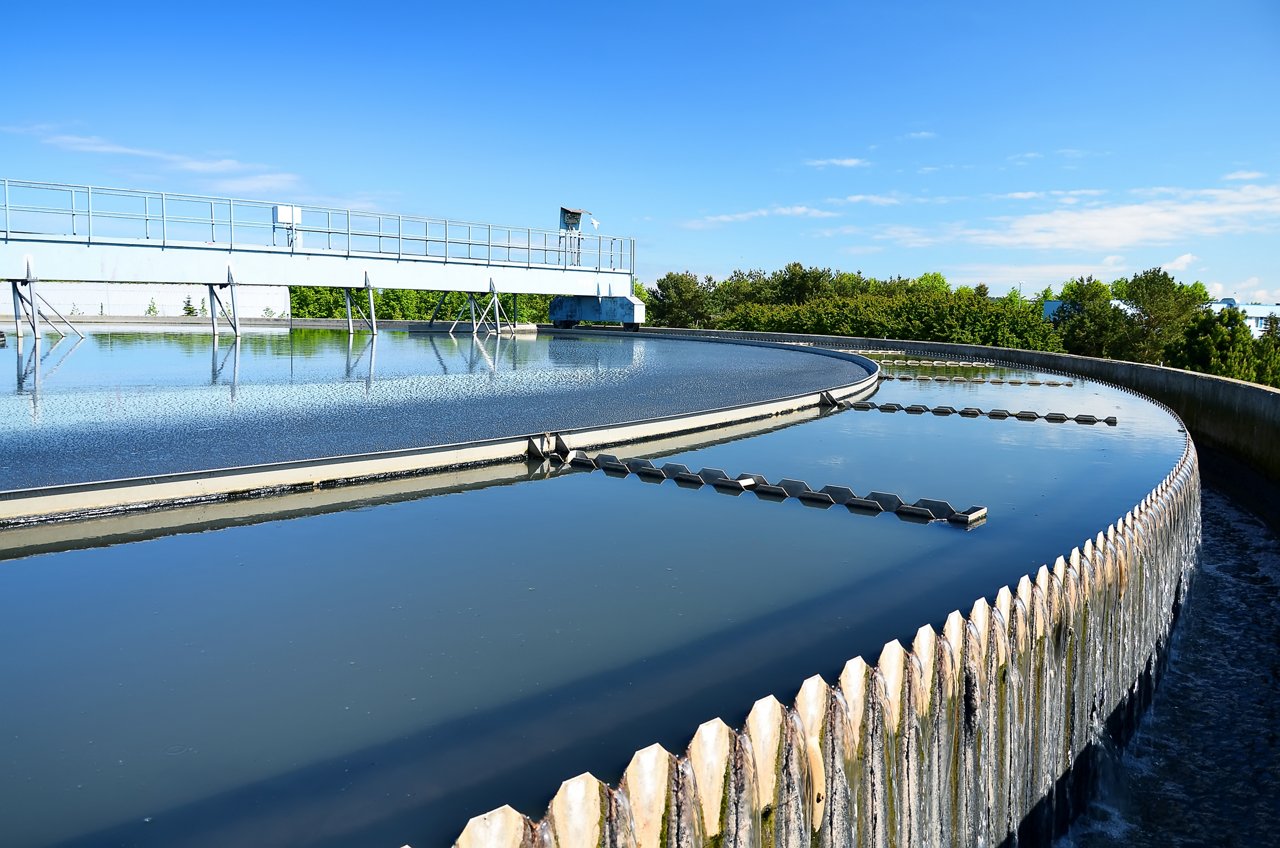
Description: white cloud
xmin=1008 ymin=152 xmax=1043 ymax=165
xmin=1223 ymin=170 xmax=1266 ymax=181
xmin=835 ymin=194 xmax=902 ymax=206
xmin=947 ymin=255 xmax=1128 ymax=291
xmin=44 ymin=134 xmax=261 ymax=175
xmin=0 ymin=122 xmax=58 ymax=136
xmin=686 ymin=205 xmax=839 ymax=228
xmin=953 ymin=184 xmax=1280 ymax=251
xmin=905 ymin=131 xmax=936 ymax=139
xmin=1211 ymin=277 xmax=1277 ymax=304
xmin=805 ymin=158 xmax=871 ymax=168
xmin=1161 ymin=252 xmax=1198 ymax=272
xmin=772 ymin=206 xmax=840 ymax=218
xmin=1002 ymin=191 xmax=1044 ymax=200
xmin=211 ymin=173 xmax=302 ymax=195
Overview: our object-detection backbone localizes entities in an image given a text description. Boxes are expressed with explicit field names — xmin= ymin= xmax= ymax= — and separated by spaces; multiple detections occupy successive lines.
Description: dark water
xmin=1063 ymin=487 xmax=1280 ymax=847
xmin=0 ymin=334 xmax=1188 ymax=848
xmin=0 ymin=328 xmax=869 ymax=489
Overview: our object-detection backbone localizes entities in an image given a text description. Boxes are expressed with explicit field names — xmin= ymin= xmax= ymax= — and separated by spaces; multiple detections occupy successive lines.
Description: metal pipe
xmin=345 ymin=288 xmax=353 ymax=335
xmin=87 ymin=187 xmax=93 ymax=244
xmin=366 ymin=275 xmax=378 ymax=335
xmin=208 ymin=284 xmax=218 ymax=335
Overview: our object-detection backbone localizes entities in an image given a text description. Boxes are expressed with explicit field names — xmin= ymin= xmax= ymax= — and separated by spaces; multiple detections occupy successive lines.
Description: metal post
xmin=208 ymin=283 xmax=218 ymax=335
xmin=4 ymin=178 xmax=10 ymax=239
xmin=229 ymin=199 xmax=235 ymax=249
xmin=161 ymin=193 xmax=168 ymax=247
xmin=366 ymin=273 xmax=377 ymax=335
xmin=513 ymin=293 xmax=519 ymax=324
xmin=27 ymin=278 xmax=40 ymax=338
xmin=345 ymin=288 xmax=354 ymax=335
xmin=228 ymin=275 xmax=241 ymax=338
xmin=87 ymin=186 xmax=93 ymax=244
xmin=427 ymin=293 xmax=446 ymax=326
xmin=11 ymin=281 xmax=22 ymax=338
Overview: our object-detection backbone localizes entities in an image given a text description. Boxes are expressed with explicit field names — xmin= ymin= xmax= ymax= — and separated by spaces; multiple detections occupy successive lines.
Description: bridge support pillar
xmin=344 ymin=289 xmax=354 ymax=335
xmin=365 ymin=272 xmax=378 ymax=336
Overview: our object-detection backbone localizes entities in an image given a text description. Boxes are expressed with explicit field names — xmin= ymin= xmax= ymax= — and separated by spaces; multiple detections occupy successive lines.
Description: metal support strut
xmin=449 ymin=279 xmax=514 ymax=337
xmin=208 ymin=267 xmax=241 ymax=338
xmin=9 ymin=262 xmax=84 ymax=340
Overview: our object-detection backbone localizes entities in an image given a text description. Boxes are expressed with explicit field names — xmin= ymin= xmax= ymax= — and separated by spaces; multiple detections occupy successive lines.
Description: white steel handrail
xmin=2 ymin=178 xmax=634 ymax=275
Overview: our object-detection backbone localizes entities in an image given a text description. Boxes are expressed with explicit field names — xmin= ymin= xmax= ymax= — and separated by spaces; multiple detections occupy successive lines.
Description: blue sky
xmin=4 ymin=0 xmax=1277 ymax=299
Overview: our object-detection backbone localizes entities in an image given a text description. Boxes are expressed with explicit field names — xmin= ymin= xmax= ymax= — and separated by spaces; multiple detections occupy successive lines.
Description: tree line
xmin=644 ymin=263 xmax=1280 ymax=388
xmin=288 ymin=263 xmax=1280 ymax=388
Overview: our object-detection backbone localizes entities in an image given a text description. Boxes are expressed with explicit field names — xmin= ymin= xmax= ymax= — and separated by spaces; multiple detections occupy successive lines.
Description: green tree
xmin=1054 ymin=276 xmax=1138 ymax=359
xmin=1253 ymin=315 xmax=1280 ymax=388
xmin=1165 ymin=308 xmax=1257 ymax=382
xmin=1116 ymin=268 xmax=1209 ymax=363
xmin=912 ymin=271 xmax=950 ymax=295
xmin=182 ymin=295 xmax=197 ymax=317
xmin=646 ymin=272 xmax=714 ymax=328
xmin=769 ymin=262 xmax=834 ymax=305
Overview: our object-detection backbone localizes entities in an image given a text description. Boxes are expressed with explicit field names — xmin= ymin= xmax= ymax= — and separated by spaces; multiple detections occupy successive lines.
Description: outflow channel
xmin=0 ymin=329 xmax=1192 ymax=848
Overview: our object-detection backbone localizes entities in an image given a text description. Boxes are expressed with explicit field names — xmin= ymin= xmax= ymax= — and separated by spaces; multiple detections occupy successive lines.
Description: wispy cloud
xmin=685 ymin=205 xmax=839 ymax=229
xmin=1008 ymin=152 xmax=1043 ymax=165
xmin=1161 ymin=252 xmax=1198 ymax=272
xmin=0 ymin=123 xmax=59 ymax=136
xmin=1223 ymin=170 xmax=1266 ymax=181
xmin=805 ymin=158 xmax=871 ymax=168
xmin=10 ymin=127 xmax=311 ymax=198
xmin=1207 ymin=276 xmax=1276 ymax=304
xmin=959 ymin=184 xmax=1280 ymax=251
xmin=905 ymin=131 xmax=936 ymax=140
xmin=211 ymin=173 xmax=303 ymax=195
xmin=859 ymin=183 xmax=1280 ymax=253
xmin=947 ymin=255 xmax=1128 ymax=290
xmin=834 ymin=194 xmax=902 ymax=206
xmin=44 ymin=134 xmax=263 ymax=175
xmin=998 ymin=189 xmax=1105 ymax=202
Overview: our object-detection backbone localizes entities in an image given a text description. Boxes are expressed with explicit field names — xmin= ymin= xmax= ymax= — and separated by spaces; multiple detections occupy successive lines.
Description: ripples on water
xmin=0 ymin=329 xmax=871 ymax=488
xmin=1064 ymin=488 xmax=1280 ymax=846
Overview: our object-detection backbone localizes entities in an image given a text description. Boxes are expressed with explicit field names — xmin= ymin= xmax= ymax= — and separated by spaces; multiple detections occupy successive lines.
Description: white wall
xmin=9 ymin=282 xmax=290 ymax=318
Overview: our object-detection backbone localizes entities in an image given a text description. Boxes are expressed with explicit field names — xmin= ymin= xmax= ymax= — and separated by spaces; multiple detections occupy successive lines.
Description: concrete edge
xmin=0 ymin=338 xmax=879 ymax=526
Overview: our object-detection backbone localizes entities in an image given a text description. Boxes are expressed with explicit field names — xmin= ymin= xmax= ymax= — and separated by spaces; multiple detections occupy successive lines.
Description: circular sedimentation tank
xmin=0 ymin=327 xmax=1196 ymax=848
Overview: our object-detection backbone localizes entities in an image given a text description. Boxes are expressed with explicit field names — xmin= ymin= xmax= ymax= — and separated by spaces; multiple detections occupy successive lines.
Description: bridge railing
xmin=2 ymin=178 xmax=635 ymax=274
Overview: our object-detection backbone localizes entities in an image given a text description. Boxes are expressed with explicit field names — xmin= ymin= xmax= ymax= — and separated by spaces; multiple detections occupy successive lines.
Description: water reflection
xmin=0 ymin=329 xmax=868 ymax=489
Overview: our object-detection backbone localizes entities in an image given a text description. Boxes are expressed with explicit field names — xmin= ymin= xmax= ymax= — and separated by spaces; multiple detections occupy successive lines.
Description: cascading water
xmin=453 ymin=439 xmax=1202 ymax=848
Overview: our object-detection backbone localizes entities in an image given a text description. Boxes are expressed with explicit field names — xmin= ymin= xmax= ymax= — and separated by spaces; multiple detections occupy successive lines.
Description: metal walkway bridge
xmin=1 ymin=179 xmax=641 ymax=336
